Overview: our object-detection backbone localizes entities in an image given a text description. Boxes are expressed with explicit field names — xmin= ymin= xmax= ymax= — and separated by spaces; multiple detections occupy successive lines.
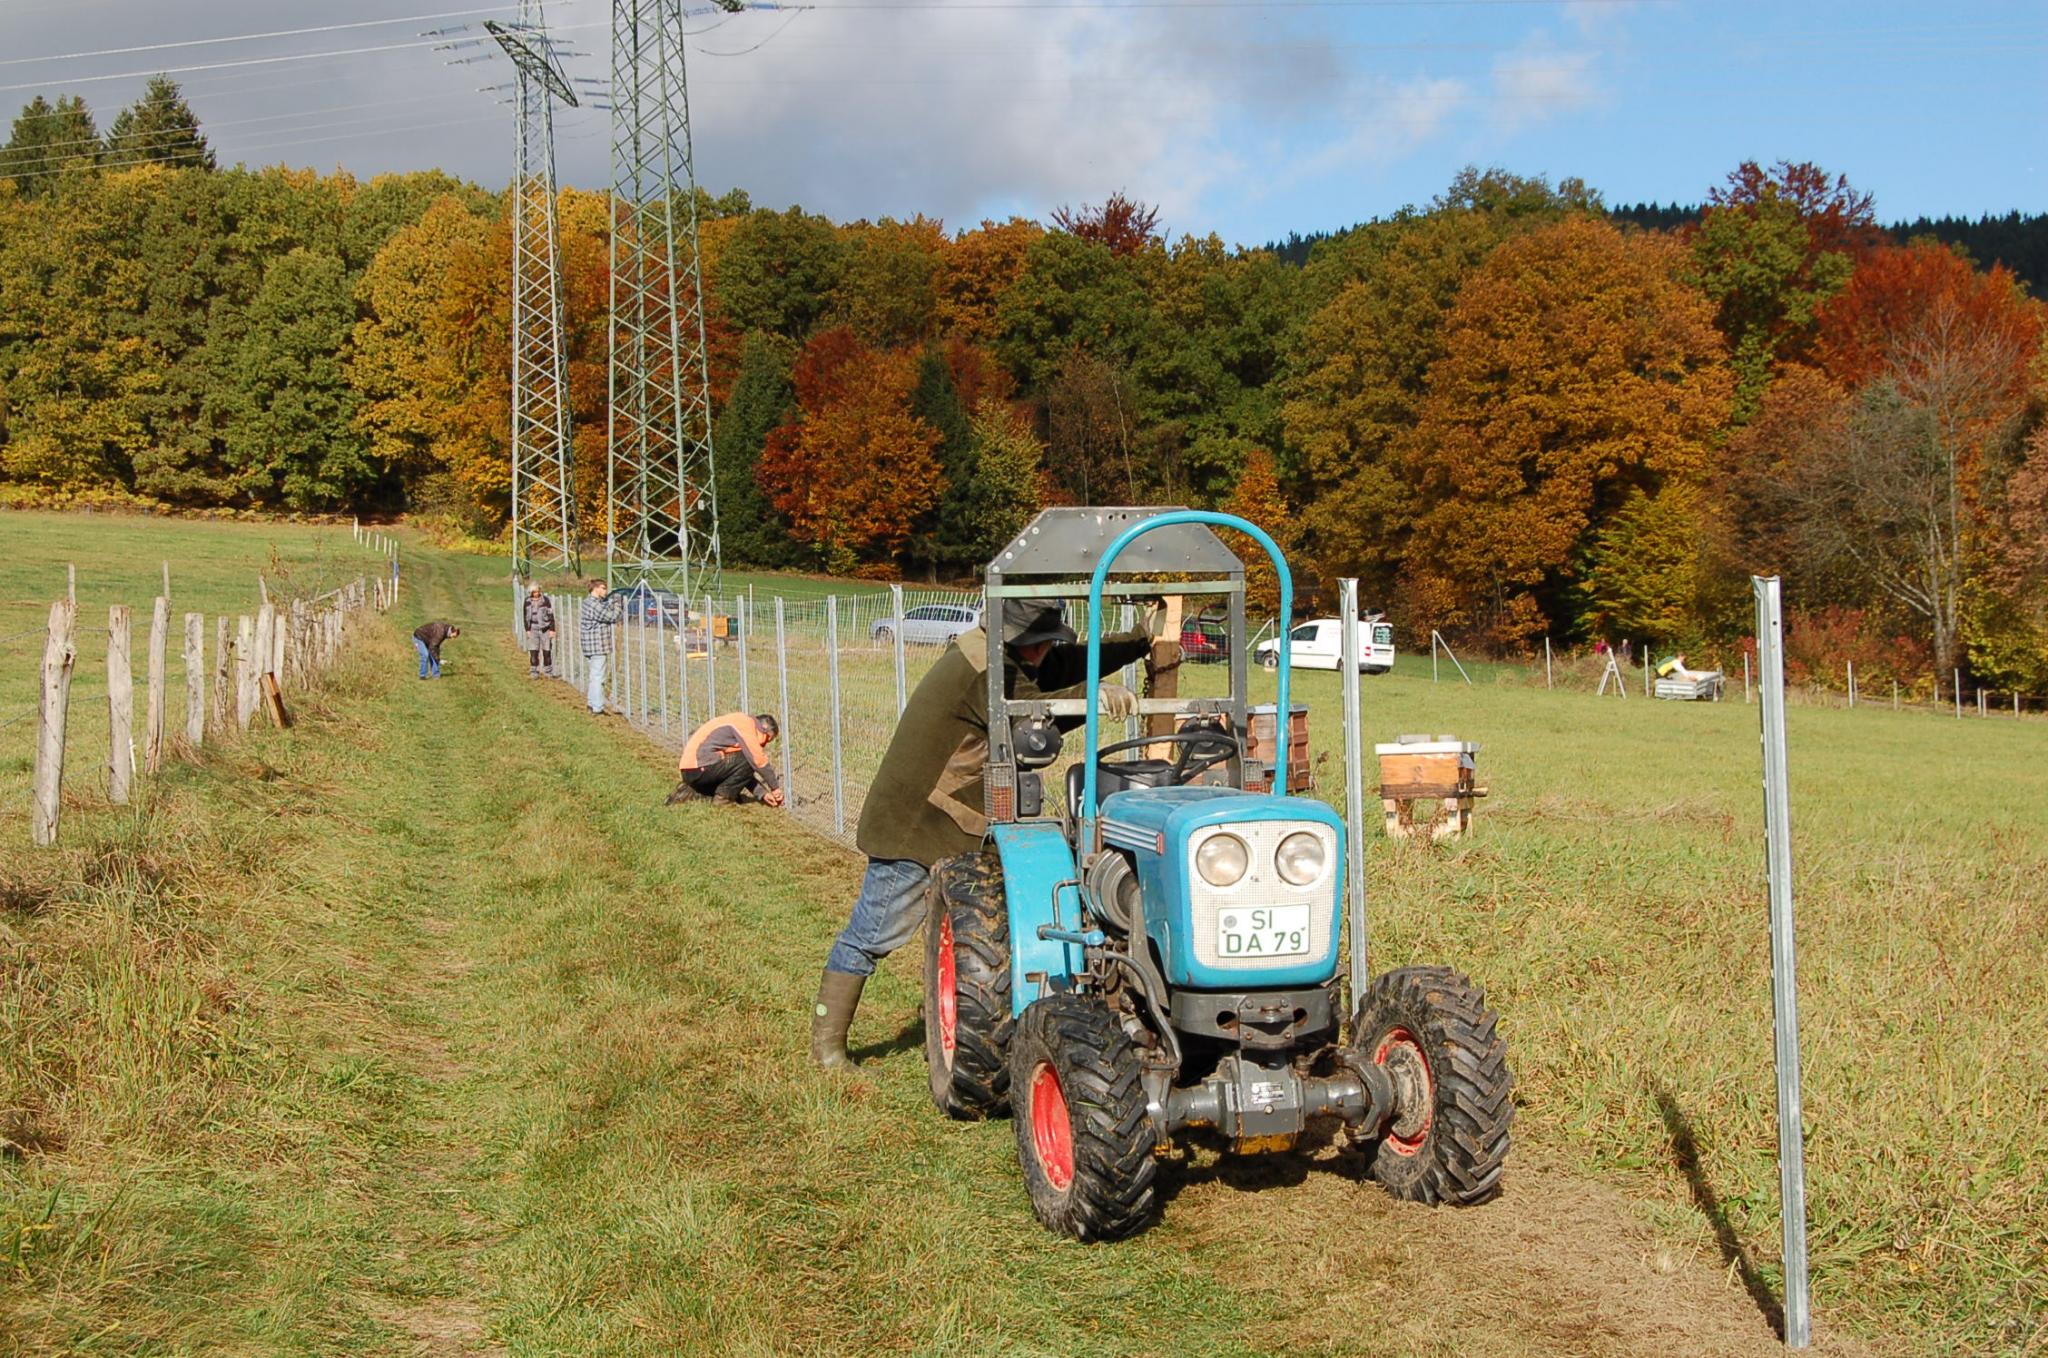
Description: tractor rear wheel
xmin=1008 ymin=994 xmax=1157 ymax=1240
xmin=1352 ymin=965 xmax=1512 ymax=1206
xmin=924 ymin=851 xmax=1013 ymax=1118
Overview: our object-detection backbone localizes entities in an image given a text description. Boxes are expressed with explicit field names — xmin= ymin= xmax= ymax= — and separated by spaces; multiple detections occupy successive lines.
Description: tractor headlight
xmin=1194 ymin=833 xmax=1249 ymax=888
xmin=1275 ymin=831 xmax=1327 ymax=886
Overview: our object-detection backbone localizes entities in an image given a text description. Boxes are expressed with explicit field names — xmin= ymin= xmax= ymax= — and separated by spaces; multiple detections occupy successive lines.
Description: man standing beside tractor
xmin=809 ymin=598 xmax=1168 ymax=1070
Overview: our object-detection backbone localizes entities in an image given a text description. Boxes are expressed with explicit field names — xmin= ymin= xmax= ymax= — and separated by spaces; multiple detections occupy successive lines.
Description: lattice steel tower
xmin=604 ymin=0 xmax=736 ymax=596
xmin=487 ymin=5 xmax=581 ymax=578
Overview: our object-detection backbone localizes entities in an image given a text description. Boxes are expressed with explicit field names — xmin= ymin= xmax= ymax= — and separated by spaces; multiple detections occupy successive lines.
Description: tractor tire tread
xmin=1354 ymin=964 xmax=1513 ymax=1207
xmin=926 ymin=852 xmax=1014 ymax=1119
xmin=1011 ymin=994 xmax=1157 ymax=1241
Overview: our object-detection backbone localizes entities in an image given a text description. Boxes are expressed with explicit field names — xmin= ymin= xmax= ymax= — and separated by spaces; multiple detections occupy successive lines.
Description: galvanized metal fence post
xmin=1544 ymin=635 xmax=1552 ymax=690
xmin=1752 ymin=575 xmax=1812 ymax=1351
xmin=737 ymin=596 xmax=751 ymax=712
xmin=828 ymin=595 xmax=846 ymax=837
xmin=1954 ymin=669 xmax=1962 ymax=719
xmin=776 ymin=597 xmax=792 ymax=810
xmin=891 ymin=583 xmax=908 ymax=716
xmin=705 ymin=593 xmax=717 ymax=719
xmin=657 ymin=606 xmax=670 ymax=736
xmin=1338 ymin=579 xmax=1369 ymax=1006
xmin=1847 ymin=660 xmax=1856 ymax=709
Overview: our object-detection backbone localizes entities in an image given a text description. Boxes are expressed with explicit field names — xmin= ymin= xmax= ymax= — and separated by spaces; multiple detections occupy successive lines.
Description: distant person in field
xmin=669 ymin=712 xmax=785 ymax=806
xmin=806 ymin=597 xmax=1164 ymax=1071
xmin=579 ymin=579 xmax=622 ymax=714
xmin=413 ymin=620 xmax=459 ymax=680
xmin=523 ymin=583 xmax=557 ymax=678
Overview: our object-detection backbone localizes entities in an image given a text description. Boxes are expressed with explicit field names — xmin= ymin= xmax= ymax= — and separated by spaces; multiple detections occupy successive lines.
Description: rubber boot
xmin=810 ymin=969 xmax=865 ymax=1071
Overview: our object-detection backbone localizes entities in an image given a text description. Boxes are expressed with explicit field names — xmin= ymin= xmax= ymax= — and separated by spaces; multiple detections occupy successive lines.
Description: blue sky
xmin=2 ymin=0 xmax=2042 ymax=245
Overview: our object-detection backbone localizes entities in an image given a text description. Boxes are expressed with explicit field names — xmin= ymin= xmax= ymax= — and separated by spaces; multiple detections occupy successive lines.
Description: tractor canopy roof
xmin=987 ymin=507 xmax=1244 ymax=582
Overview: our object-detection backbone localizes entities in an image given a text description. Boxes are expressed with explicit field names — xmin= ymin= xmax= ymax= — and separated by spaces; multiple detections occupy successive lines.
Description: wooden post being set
xmin=107 ymin=604 xmax=134 ymax=806
xmin=32 ymin=601 xmax=77 ymax=847
xmin=1144 ymin=595 xmax=1184 ymax=759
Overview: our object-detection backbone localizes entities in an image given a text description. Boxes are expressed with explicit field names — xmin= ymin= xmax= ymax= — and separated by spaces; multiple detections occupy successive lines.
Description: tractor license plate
xmin=1216 ymin=904 xmax=1311 ymax=959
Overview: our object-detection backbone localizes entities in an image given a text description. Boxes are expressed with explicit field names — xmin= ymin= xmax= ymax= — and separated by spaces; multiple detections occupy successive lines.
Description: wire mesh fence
xmin=524 ymin=581 xmax=2045 ymax=847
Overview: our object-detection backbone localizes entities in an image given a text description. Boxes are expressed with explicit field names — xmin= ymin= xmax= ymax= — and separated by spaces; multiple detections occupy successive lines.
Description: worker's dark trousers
xmin=682 ymin=753 xmax=761 ymax=802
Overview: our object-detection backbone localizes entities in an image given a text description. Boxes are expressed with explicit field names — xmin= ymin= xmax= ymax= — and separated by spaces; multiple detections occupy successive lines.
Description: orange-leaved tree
xmin=1220 ymin=448 xmax=1297 ymax=617
xmin=756 ymin=327 xmax=945 ymax=574
xmin=1403 ymin=215 xmax=1732 ymax=649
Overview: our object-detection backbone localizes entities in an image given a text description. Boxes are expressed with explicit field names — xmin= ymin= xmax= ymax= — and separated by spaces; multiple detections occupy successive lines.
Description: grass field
xmin=3 ymin=516 xmax=2043 ymax=1357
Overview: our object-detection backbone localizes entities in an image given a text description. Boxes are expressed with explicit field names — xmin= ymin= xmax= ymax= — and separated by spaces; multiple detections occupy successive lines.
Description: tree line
xmin=2 ymin=85 xmax=2044 ymax=691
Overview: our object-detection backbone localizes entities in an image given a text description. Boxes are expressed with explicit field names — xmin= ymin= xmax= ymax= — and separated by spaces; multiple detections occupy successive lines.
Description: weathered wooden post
xmin=184 ymin=613 xmax=205 ymax=746
xmin=236 ymin=616 xmax=257 ymax=728
xmin=32 ymin=601 xmax=77 ymax=846
xmin=212 ymin=617 xmax=232 ymax=734
xmin=107 ymin=605 xmax=134 ymax=805
xmin=145 ymin=596 xmax=169 ymax=774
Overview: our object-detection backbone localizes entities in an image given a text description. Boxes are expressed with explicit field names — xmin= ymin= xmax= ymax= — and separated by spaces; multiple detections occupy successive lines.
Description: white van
xmin=1255 ymin=616 xmax=1397 ymax=674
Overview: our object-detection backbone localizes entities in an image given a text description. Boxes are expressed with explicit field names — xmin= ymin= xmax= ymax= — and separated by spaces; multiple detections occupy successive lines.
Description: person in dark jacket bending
xmin=413 ymin=621 xmax=459 ymax=679
xmin=808 ymin=597 xmax=1167 ymax=1070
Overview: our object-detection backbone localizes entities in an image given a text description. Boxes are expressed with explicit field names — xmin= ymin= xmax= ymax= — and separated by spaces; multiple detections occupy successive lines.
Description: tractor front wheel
xmin=924 ymin=851 xmax=1012 ymax=1118
xmin=1352 ymin=965 xmax=1513 ymax=1206
xmin=1008 ymin=994 xmax=1157 ymax=1240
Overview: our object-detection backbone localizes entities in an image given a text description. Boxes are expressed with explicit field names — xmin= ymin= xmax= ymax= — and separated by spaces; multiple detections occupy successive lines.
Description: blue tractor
xmin=923 ymin=508 xmax=1512 ymax=1239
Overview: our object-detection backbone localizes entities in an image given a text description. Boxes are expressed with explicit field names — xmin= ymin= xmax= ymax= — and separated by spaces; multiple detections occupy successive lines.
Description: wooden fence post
xmin=145 ymin=596 xmax=169 ymax=774
xmin=184 ymin=613 xmax=205 ymax=746
xmin=270 ymin=604 xmax=286 ymax=684
xmin=32 ymin=601 xmax=76 ymax=846
xmin=212 ymin=616 xmax=232 ymax=735
xmin=107 ymin=604 xmax=134 ymax=805
xmin=237 ymin=616 xmax=256 ymax=728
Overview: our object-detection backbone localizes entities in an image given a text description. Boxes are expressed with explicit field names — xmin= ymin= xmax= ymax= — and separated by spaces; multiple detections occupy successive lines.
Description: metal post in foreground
xmin=1954 ymin=669 xmax=1962 ymax=719
xmin=775 ymin=597 xmax=792 ymax=810
xmin=827 ymin=596 xmax=846 ymax=836
xmin=1745 ymin=649 xmax=1752 ymax=703
xmin=1847 ymin=660 xmax=1856 ymax=709
xmin=890 ymin=583 xmax=908 ymax=716
xmin=1337 ymin=579 xmax=1369 ymax=1005
xmin=1752 ymin=575 xmax=1812 ymax=1351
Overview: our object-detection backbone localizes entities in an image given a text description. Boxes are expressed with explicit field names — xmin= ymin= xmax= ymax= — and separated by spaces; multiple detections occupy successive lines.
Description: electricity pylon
xmin=488 ymin=4 xmax=581 ymax=578
xmin=605 ymin=0 xmax=739 ymax=598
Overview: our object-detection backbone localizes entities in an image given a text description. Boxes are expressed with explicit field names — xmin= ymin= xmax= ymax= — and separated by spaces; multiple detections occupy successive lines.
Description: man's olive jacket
xmin=855 ymin=626 xmax=1152 ymax=867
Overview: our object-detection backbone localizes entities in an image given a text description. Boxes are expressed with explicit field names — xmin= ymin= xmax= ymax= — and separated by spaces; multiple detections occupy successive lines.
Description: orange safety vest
xmin=680 ymin=711 xmax=771 ymax=772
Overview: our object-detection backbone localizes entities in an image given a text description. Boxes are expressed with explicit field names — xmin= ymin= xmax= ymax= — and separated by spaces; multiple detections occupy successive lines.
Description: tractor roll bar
xmin=1081 ymin=510 xmax=1293 ymax=840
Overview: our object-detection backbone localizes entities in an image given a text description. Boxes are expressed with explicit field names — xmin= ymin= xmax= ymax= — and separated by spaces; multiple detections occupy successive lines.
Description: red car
xmin=1179 ymin=618 xmax=1228 ymax=664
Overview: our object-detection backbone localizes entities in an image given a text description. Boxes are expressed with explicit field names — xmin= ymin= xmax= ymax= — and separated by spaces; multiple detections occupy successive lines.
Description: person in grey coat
xmin=523 ymin=583 xmax=557 ymax=677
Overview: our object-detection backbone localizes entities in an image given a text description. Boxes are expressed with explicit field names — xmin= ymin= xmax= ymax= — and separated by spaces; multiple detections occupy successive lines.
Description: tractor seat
xmin=1066 ymin=758 xmax=1179 ymax=819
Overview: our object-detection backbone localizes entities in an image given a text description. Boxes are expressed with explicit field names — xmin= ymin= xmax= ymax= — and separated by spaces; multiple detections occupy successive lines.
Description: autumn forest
xmin=3 ymin=84 xmax=2045 ymax=690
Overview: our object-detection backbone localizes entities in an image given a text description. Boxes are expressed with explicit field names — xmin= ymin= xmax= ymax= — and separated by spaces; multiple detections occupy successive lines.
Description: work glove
xmin=1141 ymin=598 xmax=1170 ymax=639
xmin=1097 ymin=682 xmax=1139 ymax=720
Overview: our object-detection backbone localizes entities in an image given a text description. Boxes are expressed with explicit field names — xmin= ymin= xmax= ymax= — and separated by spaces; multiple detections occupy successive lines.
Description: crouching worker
xmin=808 ymin=598 xmax=1165 ymax=1070
xmin=671 ymin=711 xmax=785 ymax=806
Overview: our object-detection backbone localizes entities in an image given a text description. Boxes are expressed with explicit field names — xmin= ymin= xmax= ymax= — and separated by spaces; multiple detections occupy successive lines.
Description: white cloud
xmin=1488 ymin=35 xmax=1603 ymax=135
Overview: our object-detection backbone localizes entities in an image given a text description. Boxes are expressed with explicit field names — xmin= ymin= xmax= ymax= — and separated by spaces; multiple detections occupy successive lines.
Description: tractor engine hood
xmin=1099 ymin=787 xmax=1346 ymax=990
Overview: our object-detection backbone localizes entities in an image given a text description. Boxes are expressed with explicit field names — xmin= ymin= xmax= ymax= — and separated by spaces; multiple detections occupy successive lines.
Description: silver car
xmin=873 ymin=602 xmax=982 ymax=646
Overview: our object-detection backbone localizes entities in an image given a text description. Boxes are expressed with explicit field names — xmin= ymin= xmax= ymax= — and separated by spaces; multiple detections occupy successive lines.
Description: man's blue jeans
xmin=826 ymin=857 xmax=933 ymax=977
xmin=584 ymin=652 xmax=609 ymax=713
xmin=413 ymin=637 xmax=440 ymax=679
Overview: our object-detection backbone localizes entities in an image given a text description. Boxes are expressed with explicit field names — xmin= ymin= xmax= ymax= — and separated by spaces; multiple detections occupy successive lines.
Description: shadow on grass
xmin=852 ymin=1018 xmax=924 ymax=1063
xmin=1654 ymin=1084 xmax=1786 ymax=1339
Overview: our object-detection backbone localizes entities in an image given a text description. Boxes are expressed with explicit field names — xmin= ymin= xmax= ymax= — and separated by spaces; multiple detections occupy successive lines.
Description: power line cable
xmin=0 ymin=21 xmax=606 ymax=95
xmin=0 ymin=3 xmax=595 ymax=71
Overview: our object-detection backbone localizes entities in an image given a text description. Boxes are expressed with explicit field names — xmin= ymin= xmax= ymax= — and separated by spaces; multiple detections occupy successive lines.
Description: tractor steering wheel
xmin=1093 ymin=726 xmax=1242 ymax=788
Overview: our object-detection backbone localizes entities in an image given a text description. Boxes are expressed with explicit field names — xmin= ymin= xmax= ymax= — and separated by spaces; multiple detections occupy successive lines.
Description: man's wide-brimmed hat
xmin=1001 ymin=599 xmax=1076 ymax=648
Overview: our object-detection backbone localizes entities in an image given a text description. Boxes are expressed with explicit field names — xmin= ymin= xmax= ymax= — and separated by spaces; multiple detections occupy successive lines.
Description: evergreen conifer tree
xmin=104 ymin=76 xmax=215 ymax=171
